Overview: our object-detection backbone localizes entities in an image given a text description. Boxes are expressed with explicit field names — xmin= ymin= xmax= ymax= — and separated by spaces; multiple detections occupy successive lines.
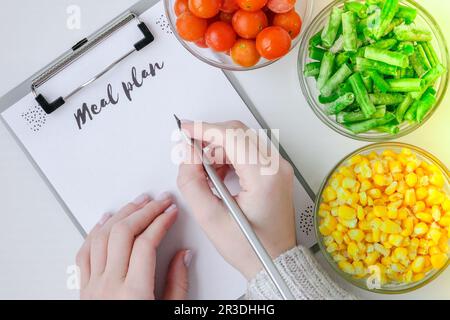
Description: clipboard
xmin=0 ymin=0 xmax=320 ymax=299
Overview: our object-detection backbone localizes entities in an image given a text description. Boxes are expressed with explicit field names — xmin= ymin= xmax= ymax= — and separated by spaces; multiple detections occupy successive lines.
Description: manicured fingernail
xmin=165 ymin=203 xmax=177 ymax=213
xmin=156 ymin=191 xmax=171 ymax=201
xmin=184 ymin=250 xmax=193 ymax=267
xmin=98 ymin=213 xmax=112 ymax=226
xmin=132 ymin=193 xmax=150 ymax=205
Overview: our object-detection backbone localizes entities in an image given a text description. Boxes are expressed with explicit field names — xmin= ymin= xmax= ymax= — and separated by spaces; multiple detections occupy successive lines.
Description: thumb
xmin=163 ymin=250 xmax=192 ymax=300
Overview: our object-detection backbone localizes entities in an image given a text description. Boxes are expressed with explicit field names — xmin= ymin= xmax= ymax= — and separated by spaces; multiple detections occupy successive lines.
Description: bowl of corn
xmin=315 ymin=143 xmax=450 ymax=293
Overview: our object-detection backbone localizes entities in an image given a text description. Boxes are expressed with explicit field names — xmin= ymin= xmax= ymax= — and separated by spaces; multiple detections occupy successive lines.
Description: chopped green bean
xmin=364 ymin=47 xmax=409 ymax=68
xmin=409 ymin=47 xmax=430 ymax=77
xmin=345 ymin=113 xmax=396 ymax=134
xmin=317 ymin=52 xmax=335 ymax=90
xmin=319 ymin=94 xmax=339 ymax=104
xmin=416 ymin=88 xmax=437 ymax=122
xmin=325 ymin=93 xmax=355 ymax=115
xmin=361 ymin=72 xmax=373 ymax=91
xmin=376 ymin=124 xmax=400 ymax=134
xmin=387 ymin=78 xmax=422 ymax=92
xmin=342 ymin=11 xmax=358 ymax=52
xmin=309 ymin=30 xmax=323 ymax=47
xmin=348 ymin=72 xmax=377 ymax=117
xmin=404 ymin=100 xmax=420 ymax=121
xmin=356 ymin=57 xmax=398 ymax=76
xmin=397 ymin=41 xmax=414 ymax=56
xmin=309 ymin=46 xmax=326 ymax=61
xmin=394 ymin=25 xmax=433 ymax=42
xmin=369 ymin=70 xmax=390 ymax=93
xmin=374 ymin=0 xmax=399 ymax=39
xmin=321 ymin=63 xmax=353 ymax=97
xmin=304 ymin=62 xmax=321 ymax=77
xmin=371 ymin=39 xmax=398 ymax=50
xmin=421 ymin=42 xmax=439 ymax=68
xmin=369 ymin=93 xmax=405 ymax=106
xmin=345 ymin=1 xmax=368 ymax=19
xmin=337 ymin=105 xmax=386 ymax=123
xmin=395 ymin=5 xmax=417 ymax=24
xmin=395 ymin=93 xmax=414 ymax=121
xmin=321 ymin=7 xmax=344 ymax=48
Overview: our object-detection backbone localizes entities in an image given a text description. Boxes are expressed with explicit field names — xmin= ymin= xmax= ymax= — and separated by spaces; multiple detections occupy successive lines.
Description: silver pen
xmin=174 ymin=115 xmax=295 ymax=300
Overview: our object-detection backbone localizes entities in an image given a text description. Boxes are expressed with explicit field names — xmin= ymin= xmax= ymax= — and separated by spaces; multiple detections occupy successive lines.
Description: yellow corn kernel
xmin=416 ymin=187 xmax=428 ymax=201
xmin=380 ymin=219 xmax=402 ymax=234
xmin=439 ymin=235 xmax=449 ymax=253
xmin=413 ymin=201 xmax=426 ymax=213
xmin=319 ymin=209 xmax=330 ymax=219
xmin=326 ymin=242 xmax=339 ymax=253
xmin=401 ymin=217 xmax=414 ymax=237
xmin=418 ymin=175 xmax=429 ymax=187
xmin=360 ymin=179 xmax=372 ymax=192
xmin=373 ymin=174 xmax=387 ymax=186
xmin=338 ymin=260 xmax=355 ymax=274
xmin=374 ymin=206 xmax=387 ymax=218
xmin=333 ymin=254 xmax=346 ymax=263
xmin=398 ymin=208 xmax=411 ymax=221
xmin=374 ymin=243 xmax=390 ymax=257
xmin=336 ymin=223 xmax=347 ymax=232
xmin=397 ymin=181 xmax=407 ymax=194
xmin=411 ymin=256 xmax=426 ymax=273
xmin=429 ymin=246 xmax=441 ymax=256
xmin=348 ymin=242 xmax=359 ymax=258
xmin=348 ymin=229 xmax=365 ymax=242
xmin=405 ymin=189 xmax=417 ymax=207
xmin=368 ymin=188 xmax=382 ymax=199
xmin=370 ymin=218 xmax=383 ymax=230
xmin=331 ymin=231 xmax=344 ymax=245
xmin=364 ymin=252 xmax=380 ymax=266
xmin=406 ymin=160 xmax=419 ymax=173
xmin=342 ymin=177 xmax=357 ymax=190
xmin=359 ymin=220 xmax=371 ymax=231
xmin=323 ymin=186 xmax=337 ymax=202
xmin=405 ymin=173 xmax=418 ymax=187
xmin=414 ymin=222 xmax=429 ymax=236
xmin=413 ymin=273 xmax=425 ymax=282
xmin=340 ymin=218 xmax=358 ymax=229
xmin=347 ymin=192 xmax=360 ymax=206
xmin=360 ymin=164 xmax=372 ymax=179
xmin=431 ymin=206 xmax=442 ymax=222
xmin=338 ymin=205 xmax=356 ymax=220
xmin=430 ymin=173 xmax=445 ymax=188
xmin=385 ymin=181 xmax=398 ymax=196
xmin=427 ymin=189 xmax=445 ymax=206
xmin=430 ymin=254 xmax=448 ymax=270
xmin=427 ymin=229 xmax=442 ymax=245
xmin=389 ymin=160 xmax=402 ymax=173
xmin=357 ymin=206 xmax=365 ymax=220
xmin=319 ymin=215 xmax=338 ymax=236
xmin=438 ymin=216 xmax=450 ymax=228
xmin=353 ymin=261 xmax=366 ymax=277
xmin=387 ymin=208 xmax=398 ymax=220
xmin=388 ymin=234 xmax=404 ymax=247
xmin=348 ymin=155 xmax=363 ymax=165
xmin=442 ymin=199 xmax=450 ymax=212
xmin=416 ymin=212 xmax=433 ymax=223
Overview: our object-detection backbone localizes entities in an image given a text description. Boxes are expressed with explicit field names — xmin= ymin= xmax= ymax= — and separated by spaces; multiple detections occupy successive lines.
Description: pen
xmin=174 ymin=115 xmax=295 ymax=300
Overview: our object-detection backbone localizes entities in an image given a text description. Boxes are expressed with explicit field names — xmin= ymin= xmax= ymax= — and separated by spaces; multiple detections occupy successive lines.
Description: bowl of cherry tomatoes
xmin=164 ymin=0 xmax=313 ymax=70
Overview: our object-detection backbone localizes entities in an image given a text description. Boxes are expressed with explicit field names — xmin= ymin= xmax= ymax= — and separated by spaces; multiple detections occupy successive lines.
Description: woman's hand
xmin=177 ymin=120 xmax=296 ymax=280
xmin=76 ymin=193 xmax=191 ymax=300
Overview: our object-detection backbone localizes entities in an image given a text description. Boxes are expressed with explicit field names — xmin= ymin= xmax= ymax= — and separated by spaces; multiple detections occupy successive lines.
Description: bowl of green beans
xmin=298 ymin=0 xmax=449 ymax=141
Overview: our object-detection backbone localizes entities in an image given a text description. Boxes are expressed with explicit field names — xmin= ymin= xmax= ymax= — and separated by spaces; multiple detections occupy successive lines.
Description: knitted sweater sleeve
xmin=246 ymin=246 xmax=357 ymax=300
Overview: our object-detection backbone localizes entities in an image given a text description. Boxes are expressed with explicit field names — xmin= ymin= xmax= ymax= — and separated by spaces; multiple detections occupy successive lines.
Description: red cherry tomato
xmin=236 ymin=0 xmax=268 ymax=12
xmin=195 ymin=37 xmax=209 ymax=48
xmin=188 ymin=0 xmax=222 ymax=18
xmin=205 ymin=21 xmax=237 ymax=51
xmin=230 ymin=39 xmax=261 ymax=67
xmin=256 ymin=26 xmax=291 ymax=60
xmin=272 ymin=9 xmax=302 ymax=38
xmin=176 ymin=12 xmax=208 ymax=41
xmin=232 ymin=9 xmax=268 ymax=39
xmin=174 ymin=0 xmax=189 ymax=16
xmin=220 ymin=0 xmax=239 ymax=13
xmin=267 ymin=0 xmax=296 ymax=13
xmin=219 ymin=11 xmax=234 ymax=24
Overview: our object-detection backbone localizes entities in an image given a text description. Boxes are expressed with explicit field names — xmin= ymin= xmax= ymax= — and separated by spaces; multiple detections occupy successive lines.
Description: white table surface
xmin=0 ymin=0 xmax=449 ymax=299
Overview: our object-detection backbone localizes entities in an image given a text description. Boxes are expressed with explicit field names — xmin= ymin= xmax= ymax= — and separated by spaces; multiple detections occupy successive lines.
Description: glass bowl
xmin=315 ymin=142 xmax=450 ymax=294
xmin=298 ymin=0 xmax=449 ymax=141
xmin=164 ymin=0 xmax=314 ymax=71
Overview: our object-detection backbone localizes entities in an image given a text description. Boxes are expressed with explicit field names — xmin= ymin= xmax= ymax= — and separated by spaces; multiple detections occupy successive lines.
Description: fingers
xmin=89 ymin=194 xmax=151 ymax=277
xmin=177 ymin=143 xmax=226 ymax=227
xmin=126 ymin=205 xmax=178 ymax=286
xmin=181 ymin=120 xmax=268 ymax=186
xmin=105 ymin=194 xmax=174 ymax=277
xmin=76 ymin=215 xmax=110 ymax=289
xmin=162 ymin=250 xmax=191 ymax=300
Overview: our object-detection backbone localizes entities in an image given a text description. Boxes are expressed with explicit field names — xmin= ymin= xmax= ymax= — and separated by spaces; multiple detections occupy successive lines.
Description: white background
xmin=0 ymin=0 xmax=449 ymax=299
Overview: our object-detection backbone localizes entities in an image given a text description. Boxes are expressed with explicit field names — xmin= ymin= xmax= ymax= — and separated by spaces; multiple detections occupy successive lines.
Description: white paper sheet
xmin=2 ymin=1 xmax=315 ymax=299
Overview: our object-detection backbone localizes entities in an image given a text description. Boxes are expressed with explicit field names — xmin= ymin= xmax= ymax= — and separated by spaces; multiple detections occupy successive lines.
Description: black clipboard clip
xmin=31 ymin=12 xmax=154 ymax=114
